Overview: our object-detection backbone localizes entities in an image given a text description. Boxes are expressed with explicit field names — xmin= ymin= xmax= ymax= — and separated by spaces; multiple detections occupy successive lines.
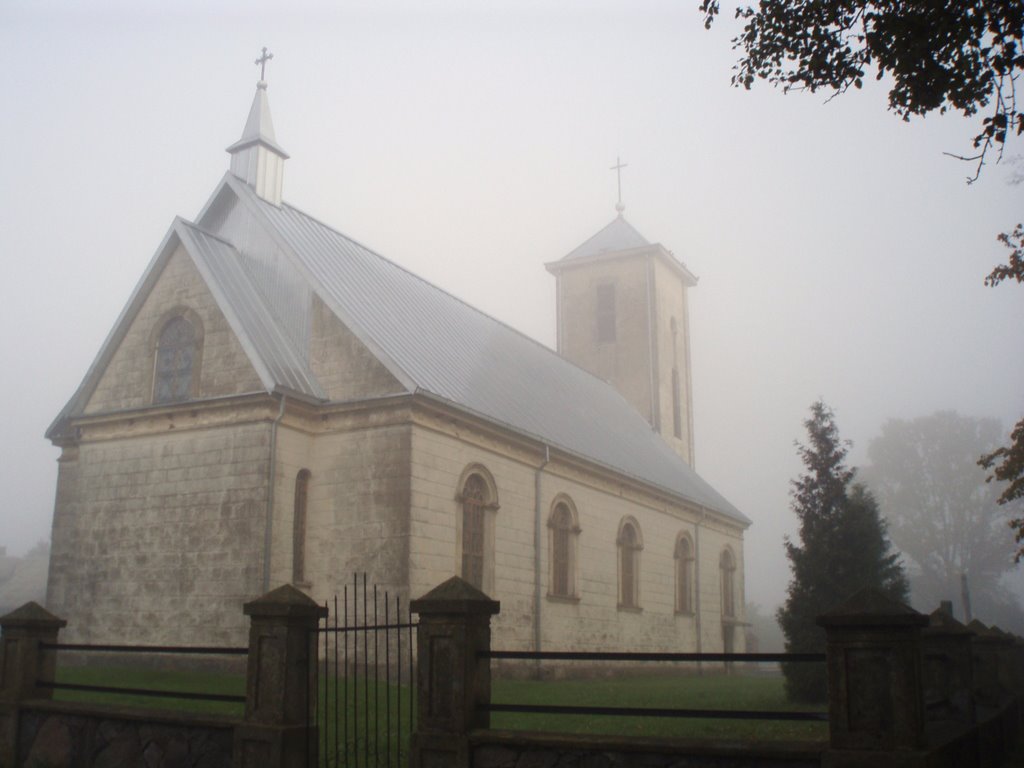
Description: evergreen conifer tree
xmin=777 ymin=401 xmax=908 ymax=702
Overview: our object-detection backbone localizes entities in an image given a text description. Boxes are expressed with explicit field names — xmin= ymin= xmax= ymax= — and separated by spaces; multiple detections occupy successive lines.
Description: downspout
xmin=694 ymin=509 xmax=706 ymax=671
xmin=262 ymin=394 xmax=287 ymax=592
xmin=534 ymin=444 xmax=551 ymax=661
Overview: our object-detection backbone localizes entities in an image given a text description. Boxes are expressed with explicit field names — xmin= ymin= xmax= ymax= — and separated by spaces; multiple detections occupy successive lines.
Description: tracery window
xmin=720 ymin=548 xmax=737 ymax=618
xmin=617 ymin=518 xmax=642 ymax=609
xmin=293 ymin=470 xmax=311 ymax=584
xmin=675 ymin=534 xmax=694 ymax=614
xmin=154 ymin=315 xmax=198 ymax=403
xmin=548 ymin=500 xmax=579 ymax=598
xmin=461 ymin=473 xmax=488 ymax=590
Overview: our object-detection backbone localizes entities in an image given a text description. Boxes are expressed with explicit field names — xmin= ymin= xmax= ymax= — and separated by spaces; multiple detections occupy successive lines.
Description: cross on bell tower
xmin=256 ymin=47 xmax=274 ymax=82
xmin=610 ymin=156 xmax=628 ymax=214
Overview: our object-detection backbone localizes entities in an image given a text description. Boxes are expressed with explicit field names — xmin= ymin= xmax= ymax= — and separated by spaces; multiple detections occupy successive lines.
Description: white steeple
xmin=226 ymin=49 xmax=288 ymax=205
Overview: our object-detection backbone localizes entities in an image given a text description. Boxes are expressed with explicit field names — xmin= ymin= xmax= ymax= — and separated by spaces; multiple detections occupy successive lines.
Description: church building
xmin=45 ymin=68 xmax=749 ymax=654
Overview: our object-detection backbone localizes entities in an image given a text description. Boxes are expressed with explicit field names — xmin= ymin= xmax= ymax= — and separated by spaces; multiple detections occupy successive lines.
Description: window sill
xmin=675 ymin=609 xmax=695 ymax=617
xmin=546 ymin=593 xmax=580 ymax=604
xmin=617 ymin=604 xmax=642 ymax=613
xmin=293 ymin=581 xmax=312 ymax=590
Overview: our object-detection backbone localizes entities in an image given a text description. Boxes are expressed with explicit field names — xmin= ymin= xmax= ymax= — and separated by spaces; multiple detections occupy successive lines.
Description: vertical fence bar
xmin=322 ymin=601 xmax=328 ymax=766
xmin=405 ymin=598 xmax=409 ymax=761
xmin=385 ymin=592 xmax=392 ymax=768
xmin=344 ymin=584 xmax=349 ymax=768
xmin=333 ymin=594 xmax=339 ymax=766
xmin=397 ymin=595 xmax=402 ymax=768
xmin=366 ymin=573 xmax=370 ymax=765
xmin=374 ymin=584 xmax=379 ymax=767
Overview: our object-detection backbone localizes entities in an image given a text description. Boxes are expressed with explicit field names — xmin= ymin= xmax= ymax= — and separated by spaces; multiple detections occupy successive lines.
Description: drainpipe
xmin=262 ymin=394 xmax=287 ymax=592
xmin=534 ymin=445 xmax=551 ymax=662
xmin=694 ymin=509 xmax=706 ymax=672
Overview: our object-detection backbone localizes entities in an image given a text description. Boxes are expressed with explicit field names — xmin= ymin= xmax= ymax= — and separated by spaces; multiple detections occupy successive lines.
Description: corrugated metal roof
xmin=233 ymin=181 xmax=747 ymax=524
xmin=175 ymin=221 xmax=325 ymax=399
xmin=561 ymin=214 xmax=650 ymax=262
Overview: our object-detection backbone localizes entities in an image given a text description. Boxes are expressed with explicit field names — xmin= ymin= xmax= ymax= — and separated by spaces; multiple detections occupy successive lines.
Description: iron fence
xmin=35 ymin=641 xmax=248 ymax=705
xmin=311 ymin=574 xmax=417 ymax=768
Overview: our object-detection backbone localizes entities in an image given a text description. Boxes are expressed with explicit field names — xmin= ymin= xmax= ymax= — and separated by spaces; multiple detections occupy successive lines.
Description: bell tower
xmin=545 ymin=170 xmax=698 ymax=466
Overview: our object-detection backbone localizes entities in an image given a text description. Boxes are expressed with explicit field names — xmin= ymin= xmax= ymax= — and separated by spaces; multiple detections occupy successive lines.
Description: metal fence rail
xmin=478 ymin=649 xmax=828 ymax=723
xmin=36 ymin=641 xmax=248 ymax=705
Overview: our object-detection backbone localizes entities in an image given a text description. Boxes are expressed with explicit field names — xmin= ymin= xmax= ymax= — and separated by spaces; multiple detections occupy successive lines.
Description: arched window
xmin=154 ymin=315 xmax=198 ymax=403
xmin=293 ymin=470 xmax=311 ymax=584
xmin=461 ymin=473 xmax=488 ymax=590
xmin=720 ymin=548 xmax=736 ymax=618
xmin=548 ymin=499 xmax=579 ymax=599
xmin=675 ymin=534 xmax=694 ymax=614
xmin=617 ymin=518 xmax=642 ymax=609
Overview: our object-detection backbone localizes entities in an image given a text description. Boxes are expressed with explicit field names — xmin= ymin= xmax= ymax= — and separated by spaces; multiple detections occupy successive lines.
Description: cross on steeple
xmin=255 ymin=47 xmax=274 ymax=82
xmin=610 ymin=156 xmax=628 ymax=214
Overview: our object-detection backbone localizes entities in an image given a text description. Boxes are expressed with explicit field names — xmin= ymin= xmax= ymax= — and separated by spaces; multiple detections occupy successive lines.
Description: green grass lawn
xmin=53 ymin=665 xmax=246 ymax=718
xmin=490 ymin=672 xmax=828 ymax=742
xmin=52 ymin=666 xmax=826 ymax=750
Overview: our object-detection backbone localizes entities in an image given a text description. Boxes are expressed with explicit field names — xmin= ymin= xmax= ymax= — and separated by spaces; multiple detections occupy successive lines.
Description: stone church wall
xmin=270 ymin=417 xmax=412 ymax=606
xmin=84 ymin=245 xmax=264 ymax=415
xmin=309 ymin=295 xmax=405 ymax=400
xmin=47 ymin=422 xmax=271 ymax=646
xmin=407 ymin=420 xmax=746 ymax=654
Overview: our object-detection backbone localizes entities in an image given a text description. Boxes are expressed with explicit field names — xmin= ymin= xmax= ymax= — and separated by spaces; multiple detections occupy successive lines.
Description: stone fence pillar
xmin=818 ymin=588 xmax=929 ymax=768
xmin=410 ymin=576 xmax=500 ymax=768
xmin=0 ymin=602 xmax=66 ymax=767
xmin=921 ymin=607 xmax=975 ymax=725
xmin=233 ymin=584 xmax=327 ymax=768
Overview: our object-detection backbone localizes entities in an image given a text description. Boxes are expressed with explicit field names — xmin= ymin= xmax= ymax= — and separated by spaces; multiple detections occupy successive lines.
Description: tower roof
xmin=561 ymin=214 xmax=650 ymax=262
xmin=226 ymin=81 xmax=289 ymax=159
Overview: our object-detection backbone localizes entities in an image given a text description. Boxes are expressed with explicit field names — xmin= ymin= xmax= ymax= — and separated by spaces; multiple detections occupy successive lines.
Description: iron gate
xmin=309 ymin=574 xmax=418 ymax=767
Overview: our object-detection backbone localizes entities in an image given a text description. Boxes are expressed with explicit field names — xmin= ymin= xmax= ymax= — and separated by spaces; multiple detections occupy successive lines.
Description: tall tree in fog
xmin=862 ymin=413 xmax=1016 ymax=623
xmin=778 ymin=401 xmax=907 ymax=703
xmin=979 ymin=227 xmax=1024 ymax=562
xmin=700 ymin=3 xmax=1024 ymax=557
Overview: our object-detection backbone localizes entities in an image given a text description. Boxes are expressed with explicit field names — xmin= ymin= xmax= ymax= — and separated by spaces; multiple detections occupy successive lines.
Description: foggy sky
xmin=2 ymin=0 xmax=1022 ymax=612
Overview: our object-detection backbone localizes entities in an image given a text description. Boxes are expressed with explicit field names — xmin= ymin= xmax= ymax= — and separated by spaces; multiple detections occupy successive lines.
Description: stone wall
xmin=17 ymin=704 xmax=233 ymax=768
xmin=407 ymin=410 xmax=746 ymax=654
xmin=472 ymin=733 xmax=822 ymax=768
xmin=84 ymin=244 xmax=263 ymax=414
xmin=270 ymin=414 xmax=412 ymax=602
xmin=47 ymin=420 xmax=270 ymax=646
xmin=309 ymin=294 xmax=404 ymax=400
xmin=555 ymin=254 xmax=654 ymax=426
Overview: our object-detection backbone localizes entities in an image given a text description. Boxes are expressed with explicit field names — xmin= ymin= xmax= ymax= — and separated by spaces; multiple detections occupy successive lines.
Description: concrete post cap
xmin=0 ymin=601 xmax=67 ymax=631
xmin=410 ymin=576 xmax=500 ymax=616
xmin=243 ymin=584 xmax=328 ymax=619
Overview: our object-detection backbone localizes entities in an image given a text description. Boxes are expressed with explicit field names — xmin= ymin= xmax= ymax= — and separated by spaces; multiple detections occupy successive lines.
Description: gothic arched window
xmin=154 ymin=315 xmax=198 ymax=403
xmin=461 ymin=473 xmax=488 ymax=590
xmin=293 ymin=470 xmax=311 ymax=584
xmin=617 ymin=518 xmax=642 ymax=609
xmin=548 ymin=500 xmax=579 ymax=599
xmin=675 ymin=534 xmax=694 ymax=614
